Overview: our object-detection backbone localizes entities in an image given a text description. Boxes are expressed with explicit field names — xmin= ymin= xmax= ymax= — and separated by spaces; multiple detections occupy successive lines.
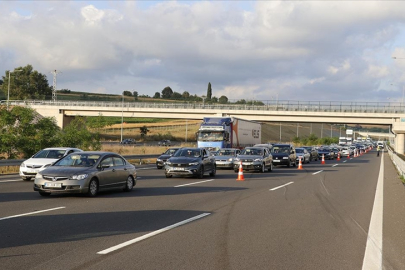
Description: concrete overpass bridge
xmin=8 ymin=100 xmax=405 ymax=154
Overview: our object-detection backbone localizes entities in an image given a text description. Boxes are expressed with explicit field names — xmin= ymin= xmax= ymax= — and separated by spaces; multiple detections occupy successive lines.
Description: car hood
xmin=22 ymin=158 xmax=59 ymax=166
xmin=237 ymin=155 xmax=263 ymax=160
xmin=158 ymin=154 xmax=172 ymax=160
xmin=168 ymin=157 xmax=201 ymax=163
xmin=296 ymin=153 xmax=306 ymax=156
xmin=40 ymin=166 xmax=92 ymax=176
xmin=271 ymin=153 xmax=289 ymax=158
xmin=214 ymin=155 xmax=235 ymax=160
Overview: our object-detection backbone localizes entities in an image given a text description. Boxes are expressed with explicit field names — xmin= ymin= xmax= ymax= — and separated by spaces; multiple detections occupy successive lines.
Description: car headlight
xmin=157 ymin=158 xmax=162 ymax=162
xmin=254 ymin=158 xmax=263 ymax=162
xmin=166 ymin=161 xmax=171 ymax=165
xmin=234 ymin=158 xmax=240 ymax=162
xmin=228 ymin=158 xmax=233 ymax=162
xmin=43 ymin=163 xmax=52 ymax=168
xmin=283 ymin=157 xmax=289 ymax=159
xmin=20 ymin=163 xmax=26 ymax=168
xmin=35 ymin=173 xmax=42 ymax=179
xmin=71 ymin=174 xmax=88 ymax=180
xmin=188 ymin=162 xmax=199 ymax=166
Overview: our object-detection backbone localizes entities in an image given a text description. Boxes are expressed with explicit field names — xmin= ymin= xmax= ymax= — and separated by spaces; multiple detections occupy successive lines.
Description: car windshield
xmin=271 ymin=146 xmax=290 ymax=153
xmin=33 ymin=149 xmax=66 ymax=159
xmin=174 ymin=149 xmax=201 ymax=158
xmin=216 ymin=149 xmax=236 ymax=156
xmin=197 ymin=131 xmax=224 ymax=141
xmin=164 ymin=149 xmax=178 ymax=155
xmin=53 ymin=154 xmax=100 ymax=167
xmin=296 ymin=149 xmax=305 ymax=153
xmin=240 ymin=148 xmax=263 ymax=155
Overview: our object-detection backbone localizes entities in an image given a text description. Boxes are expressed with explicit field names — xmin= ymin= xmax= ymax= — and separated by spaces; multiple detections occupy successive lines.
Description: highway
xmin=1 ymin=151 xmax=405 ymax=270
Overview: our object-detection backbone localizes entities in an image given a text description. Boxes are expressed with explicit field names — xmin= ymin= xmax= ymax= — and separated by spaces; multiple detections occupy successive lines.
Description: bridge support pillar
xmin=395 ymin=133 xmax=405 ymax=155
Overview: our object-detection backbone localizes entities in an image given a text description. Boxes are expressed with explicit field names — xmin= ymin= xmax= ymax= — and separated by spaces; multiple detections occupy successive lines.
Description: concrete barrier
xmin=387 ymin=146 xmax=405 ymax=178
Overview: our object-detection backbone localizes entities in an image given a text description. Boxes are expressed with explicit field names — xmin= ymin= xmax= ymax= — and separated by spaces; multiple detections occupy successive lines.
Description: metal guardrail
xmin=0 ymin=154 xmax=159 ymax=167
xmin=387 ymin=146 xmax=405 ymax=178
xmin=7 ymin=100 xmax=405 ymax=114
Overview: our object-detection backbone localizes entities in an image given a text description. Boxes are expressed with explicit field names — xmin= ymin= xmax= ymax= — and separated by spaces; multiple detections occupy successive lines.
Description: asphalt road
xmin=1 ymin=151 xmax=405 ymax=270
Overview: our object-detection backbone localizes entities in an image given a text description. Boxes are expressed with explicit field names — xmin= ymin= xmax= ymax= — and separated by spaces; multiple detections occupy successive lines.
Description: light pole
xmin=7 ymin=69 xmax=22 ymax=110
xmin=120 ymin=93 xmax=124 ymax=143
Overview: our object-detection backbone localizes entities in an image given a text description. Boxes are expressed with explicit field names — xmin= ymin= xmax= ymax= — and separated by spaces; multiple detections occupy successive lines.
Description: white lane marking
xmin=0 ymin=180 xmax=22 ymax=183
xmin=312 ymin=170 xmax=323 ymax=175
xmin=270 ymin=181 xmax=294 ymax=191
xmin=174 ymin=179 xmax=214 ymax=188
xmin=332 ymin=164 xmax=338 ymax=167
xmin=0 ymin=207 xmax=66 ymax=221
xmin=97 ymin=213 xmax=211 ymax=255
xmin=362 ymin=153 xmax=384 ymax=270
xmin=343 ymin=160 xmax=347 ymax=163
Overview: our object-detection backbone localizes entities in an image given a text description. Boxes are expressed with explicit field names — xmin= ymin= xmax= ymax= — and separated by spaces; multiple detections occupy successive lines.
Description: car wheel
xmin=287 ymin=161 xmax=291 ymax=168
xmin=260 ymin=163 xmax=265 ymax=173
xmin=234 ymin=169 xmax=239 ymax=173
xmin=23 ymin=177 xmax=32 ymax=181
xmin=39 ymin=192 xmax=51 ymax=197
xmin=209 ymin=165 xmax=216 ymax=177
xmin=268 ymin=162 xmax=273 ymax=172
xmin=293 ymin=160 xmax=297 ymax=167
xmin=87 ymin=178 xmax=98 ymax=197
xmin=197 ymin=166 xmax=204 ymax=179
xmin=124 ymin=176 xmax=134 ymax=192
xmin=165 ymin=174 xmax=172 ymax=178
xmin=157 ymin=166 xmax=162 ymax=169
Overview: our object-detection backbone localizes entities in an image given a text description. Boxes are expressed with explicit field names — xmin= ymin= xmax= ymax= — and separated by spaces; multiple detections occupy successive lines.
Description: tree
xmin=218 ymin=95 xmax=228 ymax=104
xmin=153 ymin=92 xmax=161 ymax=98
xmin=161 ymin=86 xmax=173 ymax=99
xmin=58 ymin=117 xmax=101 ymax=150
xmin=172 ymin=92 xmax=182 ymax=99
xmin=1 ymin=65 xmax=52 ymax=100
xmin=86 ymin=113 xmax=113 ymax=132
xmin=207 ymin=82 xmax=212 ymax=100
xmin=133 ymin=91 xmax=138 ymax=101
xmin=123 ymin=91 xmax=132 ymax=96
xmin=211 ymin=96 xmax=218 ymax=103
xmin=140 ymin=125 xmax=150 ymax=138
xmin=0 ymin=105 xmax=60 ymax=158
xmin=182 ymin=91 xmax=190 ymax=99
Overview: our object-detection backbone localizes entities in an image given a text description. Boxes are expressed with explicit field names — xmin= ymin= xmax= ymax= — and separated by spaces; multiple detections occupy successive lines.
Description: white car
xmin=19 ymin=147 xmax=83 ymax=181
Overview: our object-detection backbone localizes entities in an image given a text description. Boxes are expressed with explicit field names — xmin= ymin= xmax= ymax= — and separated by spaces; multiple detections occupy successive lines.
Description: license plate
xmin=174 ymin=168 xmax=185 ymax=171
xmin=243 ymin=162 xmax=252 ymax=165
xmin=216 ymin=161 xmax=226 ymax=164
xmin=273 ymin=160 xmax=280 ymax=162
xmin=28 ymin=169 xmax=38 ymax=173
xmin=45 ymin=182 xmax=62 ymax=188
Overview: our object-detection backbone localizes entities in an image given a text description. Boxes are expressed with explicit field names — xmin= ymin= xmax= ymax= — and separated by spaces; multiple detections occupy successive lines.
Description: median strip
xmin=97 ymin=213 xmax=211 ymax=255
xmin=174 ymin=179 xmax=214 ymax=187
xmin=270 ymin=181 xmax=294 ymax=191
xmin=0 ymin=206 xmax=66 ymax=221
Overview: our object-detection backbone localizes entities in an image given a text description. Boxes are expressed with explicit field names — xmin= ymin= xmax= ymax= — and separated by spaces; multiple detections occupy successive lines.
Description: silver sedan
xmin=34 ymin=151 xmax=137 ymax=197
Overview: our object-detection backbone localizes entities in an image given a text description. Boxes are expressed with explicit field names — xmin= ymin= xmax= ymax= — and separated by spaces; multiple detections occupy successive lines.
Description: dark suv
xmin=271 ymin=144 xmax=296 ymax=167
xmin=164 ymin=148 xmax=216 ymax=178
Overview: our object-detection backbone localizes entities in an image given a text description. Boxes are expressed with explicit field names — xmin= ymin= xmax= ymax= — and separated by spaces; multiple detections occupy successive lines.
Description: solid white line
xmin=312 ymin=170 xmax=323 ymax=175
xmin=270 ymin=181 xmax=294 ymax=191
xmin=97 ymin=213 xmax=211 ymax=255
xmin=343 ymin=160 xmax=347 ymax=163
xmin=332 ymin=164 xmax=338 ymax=167
xmin=362 ymin=153 xmax=384 ymax=270
xmin=174 ymin=179 xmax=214 ymax=187
xmin=0 ymin=180 xmax=22 ymax=183
xmin=0 ymin=207 xmax=66 ymax=221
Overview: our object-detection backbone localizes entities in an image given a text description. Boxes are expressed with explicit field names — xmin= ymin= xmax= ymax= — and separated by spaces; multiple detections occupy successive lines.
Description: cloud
xmin=1 ymin=1 xmax=405 ymax=102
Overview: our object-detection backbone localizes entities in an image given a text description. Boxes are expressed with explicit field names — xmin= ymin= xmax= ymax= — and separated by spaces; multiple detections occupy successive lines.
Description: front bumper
xmin=233 ymin=162 xmax=263 ymax=171
xmin=215 ymin=161 xmax=234 ymax=169
xmin=272 ymin=159 xmax=290 ymax=166
xmin=165 ymin=165 xmax=200 ymax=177
xmin=33 ymin=179 xmax=88 ymax=194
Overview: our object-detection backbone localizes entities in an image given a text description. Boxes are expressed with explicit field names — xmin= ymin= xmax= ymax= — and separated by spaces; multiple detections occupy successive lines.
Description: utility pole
xmin=51 ymin=70 xmax=61 ymax=102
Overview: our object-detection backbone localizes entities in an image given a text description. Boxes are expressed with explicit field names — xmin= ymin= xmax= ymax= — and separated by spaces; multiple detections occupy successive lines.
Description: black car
xmin=120 ymin=139 xmax=136 ymax=145
xmin=156 ymin=147 xmax=180 ymax=169
xmin=302 ymin=146 xmax=319 ymax=161
xmin=317 ymin=147 xmax=335 ymax=160
xmin=271 ymin=144 xmax=296 ymax=167
xmin=164 ymin=148 xmax=216 ymax=178
xmin=158 ymin=140 xmax=171 ymax=146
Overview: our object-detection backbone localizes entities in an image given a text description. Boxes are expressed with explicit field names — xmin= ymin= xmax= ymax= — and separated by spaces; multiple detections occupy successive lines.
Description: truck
xmin=346 ymin=129 xmax=353 ymax=145
xmin=338 ymin=137 xmax=347 ymax=146
xmin=196 ymin=117 xmax=261 ymax=150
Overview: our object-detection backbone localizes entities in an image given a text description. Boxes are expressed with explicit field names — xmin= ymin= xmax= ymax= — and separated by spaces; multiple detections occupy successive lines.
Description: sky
xmin=1 ymin=0 xmax=405 ymax=102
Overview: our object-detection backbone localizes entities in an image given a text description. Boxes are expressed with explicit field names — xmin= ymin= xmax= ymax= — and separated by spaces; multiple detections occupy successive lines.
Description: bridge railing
xmin=6 ymin=100 xmax=405 ymax=114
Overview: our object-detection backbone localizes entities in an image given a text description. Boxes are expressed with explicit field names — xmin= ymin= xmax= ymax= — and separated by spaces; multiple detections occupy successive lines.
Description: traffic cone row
xmin=236 ymin=161 xmax=245 ymax=181
xmin=297 ymin=156 xmax=303 ymax=170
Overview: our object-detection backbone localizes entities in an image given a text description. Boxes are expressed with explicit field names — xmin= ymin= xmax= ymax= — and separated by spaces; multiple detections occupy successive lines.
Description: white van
xmin=377 ymin=141 xmax=384 ymax=149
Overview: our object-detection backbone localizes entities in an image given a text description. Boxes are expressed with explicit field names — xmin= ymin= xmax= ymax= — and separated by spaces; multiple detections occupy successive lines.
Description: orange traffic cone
xmin=321 ymin=154 xmax=325 ymax=164
xmin=337 ymin=152 xmax=340 ymax=161
xmin=236 ymin=161 xmax=245 ymax=181
xmin=297 ymin=156 xmax=303 ymax=170
xmin=347 ymin=152 xmax=350 ymax=159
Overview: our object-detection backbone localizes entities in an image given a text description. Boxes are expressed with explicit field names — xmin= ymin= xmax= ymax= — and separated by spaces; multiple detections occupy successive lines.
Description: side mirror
xmin=101 ymin=164 xmax=110 ymax=169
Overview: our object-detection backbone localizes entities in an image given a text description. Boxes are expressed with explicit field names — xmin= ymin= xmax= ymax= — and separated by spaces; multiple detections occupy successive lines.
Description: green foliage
xmin=172 ymin=92 xmax=182 ymax=99
xmin=207 ymin=82 xmax=212 ymax=100
xmin=219 ymin=95 xmax=228 ymax=104
xmin=86 ymin=113 xmax=113 ymax=131
xmin=161 ymin=86 xmax=173 ymax=98
xmin=182 ymin=91 xmax=190 ymax=99
xmin=140 ymin=125 xmax=150 ymax=138
xmin=292 ymin=136 xmax=300 ymax=144
xmin=153 ymin=92 xmax=161 ymax=98
xmin=1 ymin=65 xmax=52 ymax=100
xmin=58 ymin=117 xmax=101 ymax=150
xmin=133 ymin=91 xmax=138 ymax=101
xmin=0 ymin=106 xmax=60 ymax=158
xmin=123 ymin=91 xmax=132 ymax=96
